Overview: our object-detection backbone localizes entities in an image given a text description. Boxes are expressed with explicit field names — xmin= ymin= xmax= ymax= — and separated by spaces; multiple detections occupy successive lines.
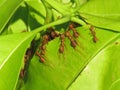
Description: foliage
xmin=0 ymin=0 xmax=120 ymax=90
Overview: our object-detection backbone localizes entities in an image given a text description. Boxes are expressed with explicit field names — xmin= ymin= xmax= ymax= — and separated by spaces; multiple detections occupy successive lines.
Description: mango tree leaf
xmin=68 ymin=36 xmax=120 ymax=90
xmin=8 ymin=4 xmax=28 ymax=33
xmin=0 ymin=32 xmax=35 ymax=90
xmin=26 ymin=0 xmax=46 ymax=30
xmin=20 ymin=26 xmax=119 ymax=90
xmin=109 ymin=79 xmax=120 ymax=90
xmin=1 ymin=0 xmax=46 ymax=35
xmin=0 ymin=0 xmax=24 ymax=33
xmin=79 ymin=0 xmax=120 ymax=32
xmin=45 ymin=0 xmax=72 ymax=15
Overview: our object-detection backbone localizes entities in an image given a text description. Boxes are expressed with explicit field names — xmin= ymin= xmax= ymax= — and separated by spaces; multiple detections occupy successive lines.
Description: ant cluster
xmin=35 ymin=22 xmax=98 ymax=63
xmin=35 ymin=28 xmax=59 ymax=63
xmin=20 ymin=41 xmax=35 ymax=78
xmin=35 ymin=23 xmax=82 ymax=63
xmin=19 ymin=23 xmax=98 ymax=78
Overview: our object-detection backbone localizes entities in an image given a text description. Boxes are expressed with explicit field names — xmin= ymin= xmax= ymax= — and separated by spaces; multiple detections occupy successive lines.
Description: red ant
xmin=65 ymin=31 xmax=78 ymax=48
xmin=89 ymin=25 xmax=98 ymax=43
xmin=47 ymin=27 xmax=60 ymax=39
xmin=40 ymin=34 xmax=50 ymax=53
xmin=42 ymin=35 xmax=50 ymax=45
xmin=20 ymin=69 xmax=26 ymax=78
xmin=35 ymin=51 xmax=45 ymax=63
xmin=69 ymin=23 xmax=79 ymax=38
xmin=59 ymin=34 xmax=65 ymax=53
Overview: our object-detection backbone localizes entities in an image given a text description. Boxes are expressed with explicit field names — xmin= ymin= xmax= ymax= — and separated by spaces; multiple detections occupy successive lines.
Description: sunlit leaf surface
xmin=79 ymin=0 xmax=120 ymax=31
xmin=0 ymin=32 xmax=35 ymax=90
xmin=0 ymin=0 xmax=24 ymax=33
xmin=68 ymin=36 xmax=120 ymax=90
xmin=21 ymin=26 xmax=119 ymax=90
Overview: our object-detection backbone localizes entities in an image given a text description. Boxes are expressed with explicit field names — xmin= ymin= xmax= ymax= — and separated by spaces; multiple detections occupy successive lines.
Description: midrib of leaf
xmin=66 ymin=33 xmax=120 ymax=90
xmin=79 ymin=13 xmax=120 ymax=32
xmin=80 ymin=12 xmax=120 ymax=21
xmin=0 ymin=32 xmax=34 ymax=70
xmin=0 ymin=0 xmax=24 ymax=33
xmin=0 ymin=0 xmax=7 ymax=7
xmin=109 ymin=79 xmax=120 ymax=90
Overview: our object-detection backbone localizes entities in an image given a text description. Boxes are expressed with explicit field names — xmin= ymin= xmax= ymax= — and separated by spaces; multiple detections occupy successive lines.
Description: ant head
xmin=69 ymin=23 xmax=74 ymax=29
xmin=60 ymin=34 xmax=65 ymax=39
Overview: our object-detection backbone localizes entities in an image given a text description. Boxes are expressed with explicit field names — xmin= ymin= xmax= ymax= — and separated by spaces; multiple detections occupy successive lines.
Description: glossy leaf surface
xmin=0 ymin=32 xmax=35 ymax=90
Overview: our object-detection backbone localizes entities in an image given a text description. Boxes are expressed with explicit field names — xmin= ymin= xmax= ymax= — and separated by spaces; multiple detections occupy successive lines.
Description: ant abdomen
xmin=59 ymin=34 xmax=65 ymax=53
xmin=59 ymin=45 xmax=64 ymax=53
xmin=35 ymin=51 xmax=45 ymax=63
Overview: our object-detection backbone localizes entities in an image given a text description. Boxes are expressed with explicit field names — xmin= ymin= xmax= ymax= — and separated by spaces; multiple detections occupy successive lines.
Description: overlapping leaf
xmin=26 ymin=0 xmax=46 ymax=30
xmin=0 ymin=0 xmax=24 ymax=33
xmin=0 ymin=32 xmax=35 ymax=90
xmin=79 ymin=0 xmax=120 ymax=32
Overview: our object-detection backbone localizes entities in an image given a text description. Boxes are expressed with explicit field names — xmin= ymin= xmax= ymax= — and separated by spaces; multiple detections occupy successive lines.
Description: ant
xmin=47 ymin=27 xmax=60 ymax=39
xmin=35 ymin=51 xmax=45 ymax=63
xmin=20 ymin=69 xmax=26 ymax=78
xmin=40 ymin=35 xmax=49 ymax=52
xmin=69 ymin=23 xmax=79 ymax=38
xmin=65 ymin=31 xmax=78 ymax=48
xmin=59 ymin=34 xmax=65 ymax=53
xmin=89 ymin=25 xmax=98 ymax=43
xmin=50 ymin=30 xmax=59 ymax=39
xmin=42 ymin=35 xmax=50 ymax=45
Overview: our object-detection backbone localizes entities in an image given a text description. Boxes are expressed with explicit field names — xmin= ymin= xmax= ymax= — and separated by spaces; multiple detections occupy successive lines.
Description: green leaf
xmin=109 ymin=79 xmax=120 ymax=90
xmin=26 ymin=0 xmax=46 ymax=30
xmin=79 ymin=0 xmax=120 ymax=31
xmin=21 ymin=26 xmax=119 ymax=90
xmin=44 ymin=0 xmax=72 ymax=15
xmin=8 ymin=4 xmax=28 ymax=33
xmin=0 ymin=0 xmax=24 ymax=33
xmin=73 ymin=0 xmax=87 ymax=12
xmin=68 ymin=36 xmax=120 ymax=90
xmin=0 ymin=32 xmax=35 ymax=90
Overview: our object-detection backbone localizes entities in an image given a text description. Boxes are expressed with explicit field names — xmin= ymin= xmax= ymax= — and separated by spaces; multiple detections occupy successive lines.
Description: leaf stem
xmin=41 ymin=0 xmax=53 ymax=24
xmin=33 ymin=16 xmax=70 ymax=34
xmin=71 ymin=17 xmax=86 ymax=25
